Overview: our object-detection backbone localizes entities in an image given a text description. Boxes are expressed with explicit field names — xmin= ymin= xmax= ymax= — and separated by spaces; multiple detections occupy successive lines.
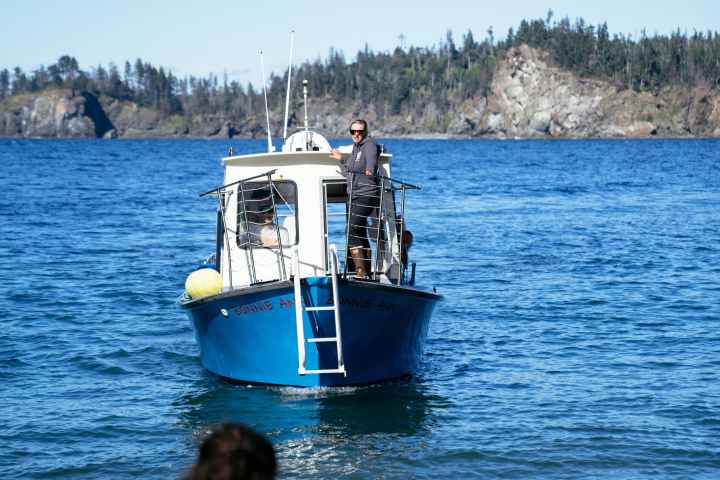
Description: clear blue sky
xmin=1 ymin=0 xmax=717 ymax=87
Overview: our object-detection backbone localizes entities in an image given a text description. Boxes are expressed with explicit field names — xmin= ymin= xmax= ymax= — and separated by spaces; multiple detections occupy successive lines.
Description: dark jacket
xmin=346 ymin=136 xmax=379 ymax=196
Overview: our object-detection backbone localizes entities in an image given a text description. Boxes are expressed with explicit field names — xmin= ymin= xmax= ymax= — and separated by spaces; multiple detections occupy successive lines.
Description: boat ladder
xmin=293 ymin=245 xmax=346 ymax=376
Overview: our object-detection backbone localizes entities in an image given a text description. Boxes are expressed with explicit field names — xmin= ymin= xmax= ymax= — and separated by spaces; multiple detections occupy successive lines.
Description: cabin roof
xmin=222 ymin=150 xmax=392 ymax=167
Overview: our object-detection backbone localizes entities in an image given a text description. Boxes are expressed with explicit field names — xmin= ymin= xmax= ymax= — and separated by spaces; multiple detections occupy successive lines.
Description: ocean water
xmin=1 ymin=137 xmax=719 ymax=479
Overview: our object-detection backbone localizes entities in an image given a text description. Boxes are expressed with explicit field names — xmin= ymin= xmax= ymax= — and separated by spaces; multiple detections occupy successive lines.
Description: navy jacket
xmin=347 ymin=136 xmax=379 ymax=196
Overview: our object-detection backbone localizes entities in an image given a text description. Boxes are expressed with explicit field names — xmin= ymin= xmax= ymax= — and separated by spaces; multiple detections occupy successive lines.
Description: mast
xmin=282 ymin=30 xmax=295 ymax=142
xmin=259 ymin=50 xmax=273 ymax=153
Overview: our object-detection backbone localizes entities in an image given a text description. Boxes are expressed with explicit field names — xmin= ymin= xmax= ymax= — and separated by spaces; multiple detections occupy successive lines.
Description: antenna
xmin=302 ymin=79 xmax=309 ymax=132
xmin=282 ymin=30 xmax=294 ymax=142
xmin=259 ymin=50 xmax=274 ymax=153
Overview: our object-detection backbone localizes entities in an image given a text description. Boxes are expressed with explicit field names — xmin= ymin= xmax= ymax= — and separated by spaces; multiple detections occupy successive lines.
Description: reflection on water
xmin=314 ymin=382 xmax=437 ymax=436
xmin=174 ymin=375 xmax=447 ymax=476
xmin=176 ymin=376 xmax=441 ymax=438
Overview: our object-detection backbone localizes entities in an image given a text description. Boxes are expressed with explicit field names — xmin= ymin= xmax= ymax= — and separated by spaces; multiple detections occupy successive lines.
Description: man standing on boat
xmin=330 ymin=119 xmax=379 ymax=278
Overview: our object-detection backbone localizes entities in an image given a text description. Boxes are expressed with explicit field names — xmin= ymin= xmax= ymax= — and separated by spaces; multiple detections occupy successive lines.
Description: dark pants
xmin=348 ymin=194 xmax=378 ymax=254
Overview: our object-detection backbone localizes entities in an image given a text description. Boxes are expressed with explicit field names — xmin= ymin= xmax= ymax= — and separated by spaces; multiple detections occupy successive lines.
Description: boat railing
xmin=344 ymin=173 xmax=420 ymax=285
xmin=201 ymin=169 xmax=288 ymax=287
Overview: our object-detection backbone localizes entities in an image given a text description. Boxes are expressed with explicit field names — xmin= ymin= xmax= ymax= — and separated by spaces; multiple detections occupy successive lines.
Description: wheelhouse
xmin=201 ymin=132 xmax=418 ymax=290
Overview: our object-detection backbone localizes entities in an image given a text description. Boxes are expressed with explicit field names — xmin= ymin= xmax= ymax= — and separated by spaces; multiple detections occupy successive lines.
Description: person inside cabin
xmin=183 ymin=422 xmax=277 ymax=480
xmin=239 ymin=189 xmax=289 ymax=248
xmin=254 ymin=210 xmax=289 ymax=247
xmin=330 ymin=119 xmax=379 ymax=278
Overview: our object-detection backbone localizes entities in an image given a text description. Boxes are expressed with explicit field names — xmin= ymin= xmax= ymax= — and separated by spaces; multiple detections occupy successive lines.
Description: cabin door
xmin=322 ymin=180 xmax=349 ymax=274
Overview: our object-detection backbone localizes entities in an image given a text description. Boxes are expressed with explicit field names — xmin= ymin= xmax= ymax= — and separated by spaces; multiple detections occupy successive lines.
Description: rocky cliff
xmin=0 ymin=90 xmax=95 ymax=137
xmin=472 ymin=45 xmax=720 ymax=138
xmin=2 ymin=45 xmax=719 ymax=139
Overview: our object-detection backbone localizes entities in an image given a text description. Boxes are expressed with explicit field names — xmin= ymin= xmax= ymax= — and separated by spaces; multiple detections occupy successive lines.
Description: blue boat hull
xmin=181 ymin=277 xmax=440 ymax=387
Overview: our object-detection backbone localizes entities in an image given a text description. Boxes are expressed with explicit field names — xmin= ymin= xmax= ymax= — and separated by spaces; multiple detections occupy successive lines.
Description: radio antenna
xmin=302 ymin=79 xmax=309 ymax=132
xmin=259 ymin=50 xmax=273 ymax=153
xmin=282 ymin=30 xmax=295 ymax=142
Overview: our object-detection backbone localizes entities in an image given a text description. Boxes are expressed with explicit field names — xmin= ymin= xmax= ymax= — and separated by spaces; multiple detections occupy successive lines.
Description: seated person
xmin=281 ymin=214 xmax=296 ymax=243
xmin=238 ymin=209 xmax=289 ymax=248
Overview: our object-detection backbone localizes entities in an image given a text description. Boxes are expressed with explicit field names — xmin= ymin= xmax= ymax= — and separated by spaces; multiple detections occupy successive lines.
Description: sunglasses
xmin=349 ymin=129 xmax=365 ymax=135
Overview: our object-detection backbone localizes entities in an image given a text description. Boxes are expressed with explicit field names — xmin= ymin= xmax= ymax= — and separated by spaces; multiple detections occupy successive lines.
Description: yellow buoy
xmin=185 ymin=268 xmax=222 ymax=299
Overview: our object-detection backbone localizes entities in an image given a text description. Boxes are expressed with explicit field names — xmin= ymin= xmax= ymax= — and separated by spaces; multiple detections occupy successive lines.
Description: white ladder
xmin=293 ymin=245 xmax=346 ymax=376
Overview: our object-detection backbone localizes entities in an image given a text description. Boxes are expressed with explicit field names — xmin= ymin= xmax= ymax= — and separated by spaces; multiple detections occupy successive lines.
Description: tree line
xmin=510 ymin=11 xmax=720 ymax=91
xmin=1 ymin=13 xmax=719 ymax=121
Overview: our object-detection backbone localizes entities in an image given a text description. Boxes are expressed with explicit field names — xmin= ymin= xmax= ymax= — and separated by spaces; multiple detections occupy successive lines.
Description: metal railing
xmin=202 ymin=169 xmax=420 ymax=288
xmin=343 ymin=173 xmax=420 ymax=285
xmin=201 ymin=170 xmax=288 ymax=287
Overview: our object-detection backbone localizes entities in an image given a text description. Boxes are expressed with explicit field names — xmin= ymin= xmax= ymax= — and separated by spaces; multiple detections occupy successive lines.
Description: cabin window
xmin=236 ymin=181 xmax=298 ymax=249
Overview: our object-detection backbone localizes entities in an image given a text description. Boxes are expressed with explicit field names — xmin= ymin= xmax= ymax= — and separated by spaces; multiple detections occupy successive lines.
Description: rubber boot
xmin=350 ymin=247 xmax=368 ymax=278
xmin=362 ymin=250 xmax=372 ymax=279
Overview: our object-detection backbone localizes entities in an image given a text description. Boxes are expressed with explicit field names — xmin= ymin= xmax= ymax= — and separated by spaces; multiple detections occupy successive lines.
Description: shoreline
xmin=2 ymin=133 xmax=719 ymax=141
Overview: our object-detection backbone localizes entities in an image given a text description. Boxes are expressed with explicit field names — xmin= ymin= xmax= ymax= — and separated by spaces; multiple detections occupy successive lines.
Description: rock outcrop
xmin=1 ymin=46 xmax=719 ymax=138
xmin=0 ymin=90 xmax=95 ymax=137
xmin=447 ymin=45 xmax=720 ymax=138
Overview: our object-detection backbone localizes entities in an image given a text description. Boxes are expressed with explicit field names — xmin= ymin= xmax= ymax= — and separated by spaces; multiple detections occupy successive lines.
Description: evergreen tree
xmin=0 ymin=69 xmax=9 ymax=99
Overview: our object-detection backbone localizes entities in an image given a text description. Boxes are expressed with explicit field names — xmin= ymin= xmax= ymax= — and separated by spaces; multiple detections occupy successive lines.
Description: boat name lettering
xmin=279 ymin=297 xmax=295 ymax=309
xmin=326 ymin=294 xmax=397 ymax=312
xmin=234 ymin=301 xmax=273 ymax=316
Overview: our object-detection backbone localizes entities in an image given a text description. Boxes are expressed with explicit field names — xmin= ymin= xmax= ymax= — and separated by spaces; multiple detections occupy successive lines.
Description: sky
xmin=1 ymin=0 xmax=717 ymax=87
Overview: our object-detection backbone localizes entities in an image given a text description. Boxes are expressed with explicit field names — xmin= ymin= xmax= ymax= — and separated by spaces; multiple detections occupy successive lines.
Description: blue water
xmin=1 ymin=138 xmax=719 ymax=479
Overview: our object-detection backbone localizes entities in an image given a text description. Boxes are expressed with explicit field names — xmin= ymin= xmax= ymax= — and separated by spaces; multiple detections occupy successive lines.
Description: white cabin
xmin=213 ymin=131 xmax=406 ymax=290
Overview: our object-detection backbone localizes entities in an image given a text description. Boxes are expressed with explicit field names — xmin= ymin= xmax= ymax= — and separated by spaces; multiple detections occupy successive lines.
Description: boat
xmin=179 ymin=80 xmax=441 ymax=387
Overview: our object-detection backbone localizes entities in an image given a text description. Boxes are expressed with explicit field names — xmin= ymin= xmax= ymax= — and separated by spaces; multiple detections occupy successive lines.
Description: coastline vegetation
xmin=1 ymin=12 xmax=719 ymax=121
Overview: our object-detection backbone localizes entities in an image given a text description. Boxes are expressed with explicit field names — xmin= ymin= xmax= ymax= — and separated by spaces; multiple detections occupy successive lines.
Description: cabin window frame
xmin=321 ymin=179 xmax=350 ymax=273
xmin=235 ymin=180 xmax=299 ymax=249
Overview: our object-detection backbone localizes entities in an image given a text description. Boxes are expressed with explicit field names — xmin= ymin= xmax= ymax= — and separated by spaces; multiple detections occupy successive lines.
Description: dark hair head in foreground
xmin=184 ymin=423 xmax=277 ymax=480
